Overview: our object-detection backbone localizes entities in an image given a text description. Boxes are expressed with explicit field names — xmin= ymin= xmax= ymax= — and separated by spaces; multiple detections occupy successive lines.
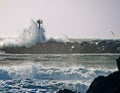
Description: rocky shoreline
xmin=57 ymin=57 xmax=120 ymax=93
xmin=1 ymin=39 xmax=120 ymax=54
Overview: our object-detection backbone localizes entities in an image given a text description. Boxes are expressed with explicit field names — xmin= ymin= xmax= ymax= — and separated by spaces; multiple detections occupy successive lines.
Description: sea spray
xmin=0 ymin=20 xmax=46 ymax=48
xmin=19 ymin=20 xmax=46 ymax=47
xmin=0 ymin=61 xmax=116 ymax=93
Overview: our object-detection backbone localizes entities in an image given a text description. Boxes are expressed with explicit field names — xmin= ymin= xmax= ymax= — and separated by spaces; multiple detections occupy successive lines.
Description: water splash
xmin=0 ymin=20 xmax=46 ymax=48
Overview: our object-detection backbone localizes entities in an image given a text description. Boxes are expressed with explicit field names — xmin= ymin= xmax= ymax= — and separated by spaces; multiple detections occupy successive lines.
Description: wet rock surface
xmin=1 ymin=40 xmax=120 ymax=54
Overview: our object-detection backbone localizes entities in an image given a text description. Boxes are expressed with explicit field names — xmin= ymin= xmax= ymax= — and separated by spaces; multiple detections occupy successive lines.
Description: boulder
xmin=57 ymin=89 xmax=81 ymax=93
xmin=86 ymin=71 xmax=120 ymax=93
xmin=116 ymin=57 xmax=120 ymax=71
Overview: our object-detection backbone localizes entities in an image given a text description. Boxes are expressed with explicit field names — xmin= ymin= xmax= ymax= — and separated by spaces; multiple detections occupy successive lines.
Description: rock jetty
xmin=1 ymin=39 xmax=120 ymax=54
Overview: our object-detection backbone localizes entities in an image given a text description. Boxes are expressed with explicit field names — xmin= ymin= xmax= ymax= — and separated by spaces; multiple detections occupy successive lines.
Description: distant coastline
xmin=0 ymin=39 xmax=120 ymax=54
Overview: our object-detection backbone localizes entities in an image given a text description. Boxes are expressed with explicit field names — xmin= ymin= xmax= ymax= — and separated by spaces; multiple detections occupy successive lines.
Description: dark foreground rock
xmin=87 ymin=57 xmax=120 ymax=93
xmin=57 ymin=57 xmax=120 ymax=93
xmin=86 ymin=71 xmax=120 ymax=93
xmin=57 ymin=89 xmax=81 ymax=93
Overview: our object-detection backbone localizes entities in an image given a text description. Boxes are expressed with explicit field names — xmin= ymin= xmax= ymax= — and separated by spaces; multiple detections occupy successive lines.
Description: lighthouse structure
xmin=36 ymin=19 xmax=46 ymax=43
xmin=37 ymin=19 xmax=43 ymax=29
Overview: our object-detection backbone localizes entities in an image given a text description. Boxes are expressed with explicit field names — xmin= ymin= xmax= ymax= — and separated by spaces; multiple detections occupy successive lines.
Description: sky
xmin=0 ymin=0 xmax=120 ymax=39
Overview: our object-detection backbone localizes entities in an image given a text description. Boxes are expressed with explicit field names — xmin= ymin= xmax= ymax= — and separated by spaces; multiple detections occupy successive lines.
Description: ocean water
xmin=0 ymin=53 xmax=119 ymax=93
xmin=0 ymin=20 xmax=119 ymax=93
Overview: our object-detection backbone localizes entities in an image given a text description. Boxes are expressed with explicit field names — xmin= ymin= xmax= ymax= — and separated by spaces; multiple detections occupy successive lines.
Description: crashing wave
xmin=0 ymin=19 xmax=46 ymax=48
xmin=0 ymin=19 xmax=120 ymax=54
xmin=0 ymin=63 xmax=116 ymax=93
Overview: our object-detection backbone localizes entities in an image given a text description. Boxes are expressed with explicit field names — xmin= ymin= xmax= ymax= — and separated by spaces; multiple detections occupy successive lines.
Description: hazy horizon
xmin=0 ymin=0 xmax=120 ymax=39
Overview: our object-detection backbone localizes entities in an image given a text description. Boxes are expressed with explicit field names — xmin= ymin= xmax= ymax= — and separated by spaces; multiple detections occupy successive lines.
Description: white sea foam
xmin=0 ymin=53 xmax=118 ymax=93
xmin=0 ymin=62 xmax=116 ymax=93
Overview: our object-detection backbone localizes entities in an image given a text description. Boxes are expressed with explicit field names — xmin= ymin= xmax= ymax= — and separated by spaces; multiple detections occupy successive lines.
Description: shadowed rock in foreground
xmin=86 ymin=57 xmax=120 ymax=93
xmin=86 ymin=71 xmax=120 ymax=93
xmin=57 ymin=89 xmax=81 ymax=93
xmin=57 ymin=57 xmax=120 ymax=93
